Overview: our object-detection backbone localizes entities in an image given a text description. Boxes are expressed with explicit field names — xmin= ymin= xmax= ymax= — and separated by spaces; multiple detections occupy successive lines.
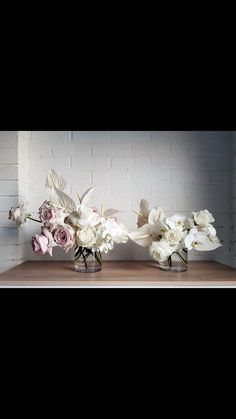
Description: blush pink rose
xmin=32 ymin=228 xmax=57 ymax=257
xmin=53 ymin=225 xmax=75 ymax=252
xmin=32 ymin=233 xmax=55 ymax=256
xmin=39 ymin=201 xmax=65 ymax=229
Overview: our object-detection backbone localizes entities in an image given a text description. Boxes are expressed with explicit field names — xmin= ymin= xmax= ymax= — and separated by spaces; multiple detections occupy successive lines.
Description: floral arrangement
xmin=129 ymin=199 xmax=222 ymax=267
xmin=8 ymin=170 xmax=128 ymax=269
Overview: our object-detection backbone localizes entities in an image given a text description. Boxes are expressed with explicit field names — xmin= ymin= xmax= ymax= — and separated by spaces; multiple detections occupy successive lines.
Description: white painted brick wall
xmin=24 ymin=131 xmax=232 ymax=265
xmin=0 ymin=131 xmax=30 ymax=273
xmin=0 ymin=131 xmax=234 ymax=271
xmin=229 ymin=132 xmax=236 ymax=268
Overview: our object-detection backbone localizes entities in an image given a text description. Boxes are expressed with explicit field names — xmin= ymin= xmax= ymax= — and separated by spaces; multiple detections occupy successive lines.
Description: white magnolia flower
xmin=185 ymin=228 xmax=222 ymax=251
xmin=77 ymin=205 xmax=101 ymax=227
xmin=166 ymin=214 xmax=187 ymax=231
xmin=77 ymin=227 xmax=96 ymax=248
xmin=192 ymin=209 xmax=215 ymax=228
xmin=163 ymin=228 xmax=183 ymax=247
xmin=149 ymin=240 xmax=174 ymax=263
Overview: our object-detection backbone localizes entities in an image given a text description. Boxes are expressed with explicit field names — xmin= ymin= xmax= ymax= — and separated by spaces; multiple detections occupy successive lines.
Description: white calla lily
xmin=185 ymin=228 xmax=222 ymax=251
xmin=148 ymin=207 xmax=166 ymax=224
xmin=192 ymin=209 xmax=215 ymax=228
xmin=128 ymin=224 xmax=156 ymax=248
xmin=77 ymin=186 xmax=96 ymax=206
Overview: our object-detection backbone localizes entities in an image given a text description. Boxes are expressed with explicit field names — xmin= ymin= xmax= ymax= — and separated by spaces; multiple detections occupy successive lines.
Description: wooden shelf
xmin=0 ymin=260 xmax=236 ymax=286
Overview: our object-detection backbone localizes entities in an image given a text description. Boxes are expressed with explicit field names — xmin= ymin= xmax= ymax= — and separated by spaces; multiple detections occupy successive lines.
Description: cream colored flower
xmin=128 ymin=221 xmax=167 ymax=248
xmin=185 ymin=228 xmax=221 ymax=251
xmin=192 ymin=209 xmax=215 ymax=228
xmin=148 ymin=207 xmax=166 ymax=224
xmin=166 ymin=214 xmax=187 ymax=231
xmin=77 ymin=205 xmax=101 ymax=227
xmin=149 ymin=240 xmax=174 ymax=263
xmin=77 ymin=227 xmax=96 ymax=248
xmin=163 ymin=229 xmax=183 ymax=247
xmin=8 ymin=202 xmax=31 ymax=227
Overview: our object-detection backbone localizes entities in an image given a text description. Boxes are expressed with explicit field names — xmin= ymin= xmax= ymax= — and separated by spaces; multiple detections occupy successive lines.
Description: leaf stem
xmin=175 ymin=251 xmax=188 ymax=265
xmin=27 ymin=217 xmax=42 ymax=223
xmin=82 ymin=248 xmax=88 ymax=270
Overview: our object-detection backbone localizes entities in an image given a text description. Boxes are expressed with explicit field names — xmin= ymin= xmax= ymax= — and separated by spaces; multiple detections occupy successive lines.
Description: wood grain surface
xmin=0 ymin=260 xmax=236 ymax=286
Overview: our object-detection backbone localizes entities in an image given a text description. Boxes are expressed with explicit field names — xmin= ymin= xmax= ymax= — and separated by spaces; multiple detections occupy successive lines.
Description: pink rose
xmin=39 ymin=201 xmax=65 ymax=230
xmin=53 ymin=225 xmax=75 ymax=252
xmin=32 ymin=228 xmax=56 ymax=256
xmin=32 ymin=233 xmax=53 ymax=256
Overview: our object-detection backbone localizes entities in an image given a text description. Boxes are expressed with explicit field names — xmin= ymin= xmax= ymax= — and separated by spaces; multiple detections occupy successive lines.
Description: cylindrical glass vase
xmin=159 ymin=248 xmax=188 ymax=272
xmin=74 ymin=247 xmax=102 ymax=273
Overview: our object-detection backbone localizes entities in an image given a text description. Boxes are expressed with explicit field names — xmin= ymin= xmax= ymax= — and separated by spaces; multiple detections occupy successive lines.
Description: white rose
xmin=192 ymin=209 xmax=215 ymax=228
xmin=77 ymin=227 xmax=96 ymax=248
xmin=166 ymin=214 xmax=187 ymax=231
xmin=163 ymin=229 xmax=183 ymax=247
xmin=149 ymin=240 xmax=174 ymax=263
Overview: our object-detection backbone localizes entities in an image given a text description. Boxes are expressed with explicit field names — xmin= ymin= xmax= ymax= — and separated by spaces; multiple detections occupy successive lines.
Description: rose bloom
xmin=149 ymin=240 xmax=174 ymax=263
xmin=39 ymin=201 xmax=65 ymax=229
xmin=32 ymin=231 xmax=55 ymax=256
xmin=163 ymin=228 xmax=183 ymax=247
xmin=53 ymin=225 xmax=75 ymax=252
xmin=192 ymin=209 xmax=215 ymax=228
xmin=77 ymin=227 xmax=96 ymax=248
xmin=9 ymin=202 xmax=31 ymax=227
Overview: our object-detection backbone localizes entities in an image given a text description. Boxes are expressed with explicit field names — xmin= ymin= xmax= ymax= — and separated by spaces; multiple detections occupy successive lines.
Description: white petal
xmin=195 ymin=241 xmax=222 ymax=251
xmin=80 ymin=187 xmax=95 ymax=206
xmin=49 ymin=187 xmax=76 ymax=213
xmin=148 ymin=207 xmax=166 ymax=224
xmin=46 ymin=170 xmax=67 ymax=191
xmin=128 ymin=224 xmax=154 ymax=248
xmin=207 ymin=225 xmax=216 ymax=236
xmin=103 ymin=208 xmax=119 ymax=218
xmin=139 ymin=199 xmax=150 ymax=218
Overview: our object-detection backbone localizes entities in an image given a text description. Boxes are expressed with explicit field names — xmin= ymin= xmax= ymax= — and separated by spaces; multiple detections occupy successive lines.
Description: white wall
xmin=0 ymin=131 xmax=30 ymax=273
xmin=229 ymin=132 xmax=236 ymax=268
xmin=25 ymin=131 xmax=232 ymax=264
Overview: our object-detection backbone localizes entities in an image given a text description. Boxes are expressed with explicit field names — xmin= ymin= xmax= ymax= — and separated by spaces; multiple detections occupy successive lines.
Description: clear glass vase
xmin=74 ymin=247 xmax=102 ymax=273
xmin=159 ymin=248 xmax=188 ymax=272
